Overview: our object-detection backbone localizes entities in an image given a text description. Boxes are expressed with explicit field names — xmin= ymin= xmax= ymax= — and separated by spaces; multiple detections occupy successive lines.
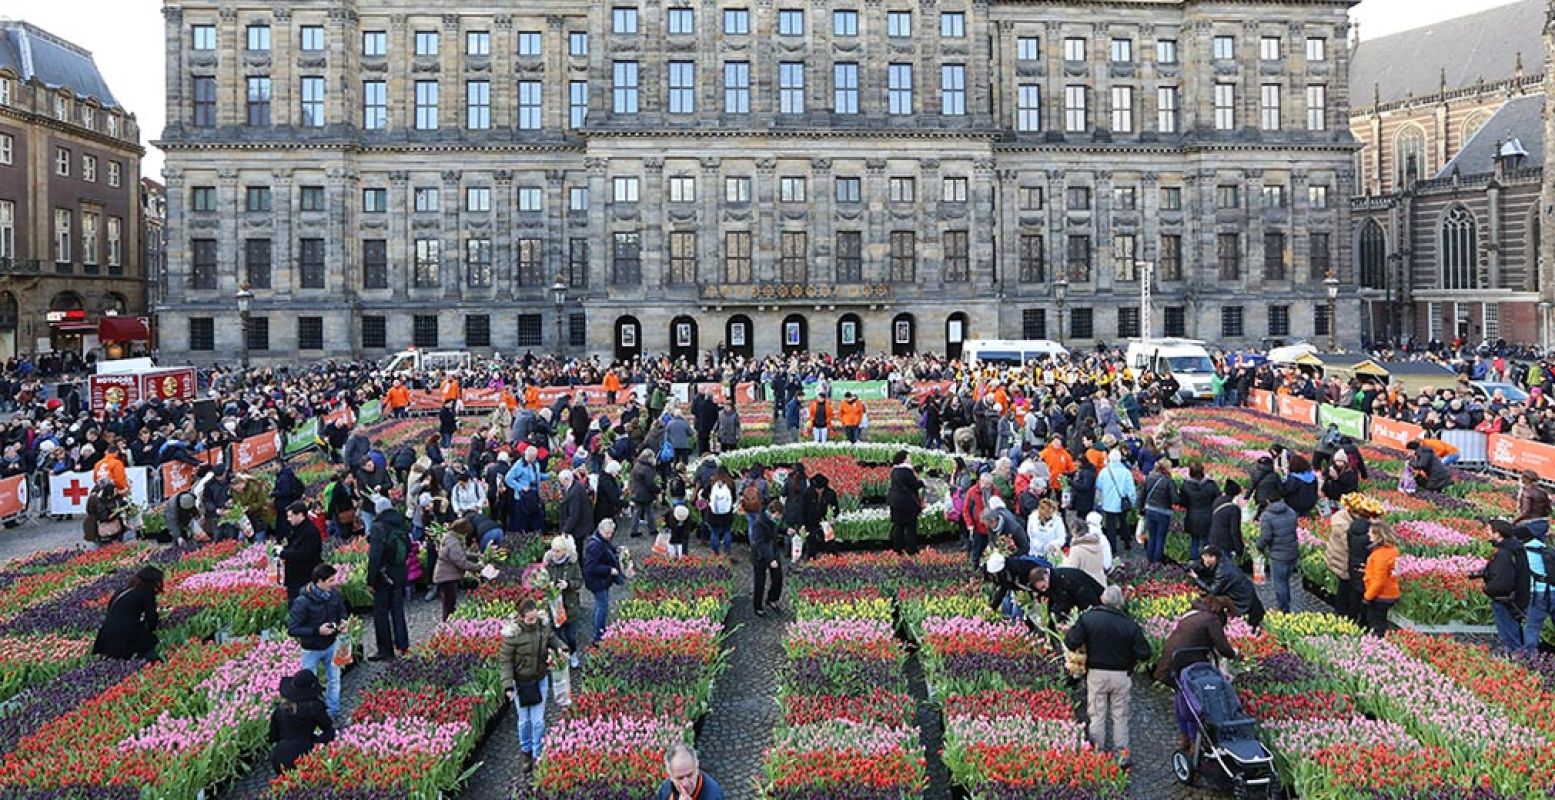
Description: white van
xmin=1125 ymin=338 xmax=1217 ymax=404
xmin=962 ymin=339 xmax=1069 ymax=367
xmin=378 ymin=349 xmax=474 ymax=374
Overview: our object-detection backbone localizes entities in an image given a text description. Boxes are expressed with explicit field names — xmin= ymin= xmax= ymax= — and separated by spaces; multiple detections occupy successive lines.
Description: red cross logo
xmin=61 ymin=479 xmax=89 ymax=506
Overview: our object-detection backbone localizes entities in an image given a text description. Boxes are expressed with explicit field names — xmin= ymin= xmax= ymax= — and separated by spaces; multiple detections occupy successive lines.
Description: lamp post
xmin=235 ymin=286 xmax=253 ymax=370
xmin=1540 ymin=300 xmax=1553 ymax=353
xmin=1323 ymin=272 xmax=1340 ymax=352
xmin=551 ymin=274 xmax=568 ymax=358
xmin=1054 ymin=275 xmax=1069 ymax=348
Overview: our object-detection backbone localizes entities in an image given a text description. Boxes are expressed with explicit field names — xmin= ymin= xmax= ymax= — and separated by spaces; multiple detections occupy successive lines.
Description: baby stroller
xmin=1171 ymin=649 xmax=1282 ymax=799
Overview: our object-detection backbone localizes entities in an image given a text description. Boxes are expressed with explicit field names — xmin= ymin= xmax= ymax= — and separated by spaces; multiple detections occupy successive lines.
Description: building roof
xmin=1350 ymin=0 xmax=1542 ymax=107
xmin=0 ymin=19 xmax=120 ymax=108
xmin=1436 ymin=94 xmax=1545 ymax=177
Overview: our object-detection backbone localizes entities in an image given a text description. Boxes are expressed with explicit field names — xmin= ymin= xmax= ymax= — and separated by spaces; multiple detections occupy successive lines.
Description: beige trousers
xmin=1086 ymin=669 xmax=1132 ymax=754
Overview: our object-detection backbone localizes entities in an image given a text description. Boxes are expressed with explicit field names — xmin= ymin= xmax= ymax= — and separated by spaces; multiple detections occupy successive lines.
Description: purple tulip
xmin=0 ymin=658 xmax=142 ymax=756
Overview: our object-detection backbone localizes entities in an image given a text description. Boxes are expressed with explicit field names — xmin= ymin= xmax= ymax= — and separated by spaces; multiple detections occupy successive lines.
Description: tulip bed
xmin=520 ymin=555 xmax=732 ymax=800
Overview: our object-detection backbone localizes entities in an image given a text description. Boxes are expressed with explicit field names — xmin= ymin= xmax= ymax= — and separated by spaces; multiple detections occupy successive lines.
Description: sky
xmin=0 ymin=0 xmax=1527 ymax=180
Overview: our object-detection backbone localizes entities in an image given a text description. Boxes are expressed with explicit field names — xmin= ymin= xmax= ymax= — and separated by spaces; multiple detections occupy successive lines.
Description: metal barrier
xmin=1438 ymin=429 xmax=1489 ymax=467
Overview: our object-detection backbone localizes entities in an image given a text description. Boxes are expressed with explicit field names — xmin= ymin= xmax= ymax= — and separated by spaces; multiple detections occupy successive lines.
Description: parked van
xmin=1125 ymin=338 xmax=1217 ymax=405
xmin=962 ymin=339 xmax=1069 ymax=367
xmin=379 ymin=349 xmax=474 ymax=374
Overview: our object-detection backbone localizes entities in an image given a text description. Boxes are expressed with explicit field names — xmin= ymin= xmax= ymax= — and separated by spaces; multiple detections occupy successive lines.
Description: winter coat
xmin=1250 ymin=462 xmax=1283 ymax=508
xmin=887 ymin=464 xmax=924 ymax=523
xmin=1096 ymin=462 xmax=1137 ymax=514
xmin=1027 ymin=513 xmax=1067 ymax=559
xmin=1322 ymin=466 xmax=1359 ymax=502
xmin=751 ymin=511 xmax=782 ymax=564
xmin=432 ymin=531 xmax=480 ymax=584
xmin=278 ymin=518 xmax=323 ymax=593
xmin=1482 ymin=535 xmax=1532 ymax=611
xmin=1153 ymin=609 xmax=1238 ymax=681
xmin=989 ymin=506 xmax=1032 ymax=556
xmin=594 ymin=473 xmax=623 ymax=522
xmin=629 ymin=458 xmax=659 ymax=504
xmin=558 ymin=480 xmax=594 ymax=542
xmin=782 ymin=475 xmax=809 ymax=528
xmin=1345 ymin=517 xmax=1374 ymax=582
xmin=1519 ymin=483 xmax=1553 ymax=526
xmin=286 ymin=584 xmax=347 ymax=651
xmin=666 ymin=417 xmax=694 ymax=450
xmin=1141 ymin=472 xmax=1177 ymax=512
xmin=1198 ymin=559 xmax=1257 ymax=617
xmin=1324 ymin=508 xmax=1354 ymax=579
xmin=545 ymin=555 xmax=584 ymax=625
xmin=1411 ymin=447 xmax=1452 ymax=492
xmin=1257 ymin=500 xmax=1300 ymax=563
xmin=1046 ymin=567 xmax=1105 ymax=621
xmin=498 ymin=618 xmax=565 ymax=689
xmin=268 ymin=698 xmax=334 ymax=772
xmin=1064 ymin=605 xmax=1150 ymax=672
xmin=1063 ymin=529 xmax=1110 ymax=587
xmin=367 ymin=509 xmax=411 ymax=590
xmin=582 ymin=533 xmax=623 ymax=593
xmin=92 ymin=584 xmax=158 ymax=659
xmin=1179 ymin=478 xmax=1219 ymax=540
xmin=714 ymin=409 xmax=742 ymax=446
xmin=1363 ymin=544 xmax=1401 ymax=602
xmin=1070 ymin=462 xmax=1098 ymax=516
xmin=1207 ymin=496 xmax=1245 ymax=559
xmin=1280 ymin=472 xmax=1319 ymax=516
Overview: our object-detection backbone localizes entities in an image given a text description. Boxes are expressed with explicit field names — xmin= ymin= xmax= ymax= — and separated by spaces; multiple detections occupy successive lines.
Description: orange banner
xmin=1276 ymin=395 xmax=1318 ymax=425
xmin=233 ymin=432 xmax=282 ymax=473
xmin=1247 ymin=388 xmax=1275 ymax=414
xmin=322 ymin=405 xmax=355 ymax=428
xmin=910 ymin=381 xmax=955 ymax=402
xmin=0 ymin=474 xmax=27 ymax=518
xmin=696 ymin=382 xmax=757 ymax=405
xmin=408 ymin=391 xmax=445 ymax=412
xmin=1369 ymin=416 xmax=1426 ymax=452
xmin=161 ymin=449 xmax=222 ymax=499
xmin=463 ymin=387 xmax=506 ymax=408
xmin=1489 ymin=434 xmax=1555 ymax=476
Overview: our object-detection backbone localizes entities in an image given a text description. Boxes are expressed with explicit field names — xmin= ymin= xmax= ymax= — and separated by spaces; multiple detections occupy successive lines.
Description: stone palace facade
xmin=157 ymin=0 xmax=1359 ymax=363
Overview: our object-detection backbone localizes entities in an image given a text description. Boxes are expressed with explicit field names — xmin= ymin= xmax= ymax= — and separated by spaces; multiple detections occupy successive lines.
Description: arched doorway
xmin=614 ymin=315 xmax=642 ymax=362
xmin=0 ymin=292 xmax=16 ymax=360
xmin=781 ymin=314 xmax=808 ymax=355
xmin=669 ymin=315 xmax=698 ymax=363
xmin=50 ymin=292 xmax=84 ymax=312
xmin=837 ymin=314 xmax=864 ymax=358
xmin=945 ymin=312 xmax=969 ymax=360
xmin=49 ymin=292 xmax=87 ymax=354
xmin=726 ymin=315 xmax=753 ymax=360
xmin=891 ymin=313 xmax=916 ymax=356
xmin=99 ymin=292 xmax=128 ymax=315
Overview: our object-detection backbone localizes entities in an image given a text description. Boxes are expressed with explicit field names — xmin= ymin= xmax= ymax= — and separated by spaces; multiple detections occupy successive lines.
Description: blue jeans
xmin=844 ymin=426 xmax=860 ymax=443
xmin=1226 ymin=389 xmax=1241 ymax=408
xmin=592 ymin=587 xmax=612 ymax=644
xmin=514 ymin=676 xmax=549 ymax=756
xmin=1524 ymin=589 xmax=1552 ymax=655
xmin=1269 ymin=558 xmax=1297 ymax=613
xmin=441 ymin=433 xmax=453 ymax=448
xmin=1144 ymin=508 xmax=1171 ymax=564
xmin=812 ymin=427 xmax=829 ymax=443
xmin=300 ymin=642 xmax=341 ymax=718
xmin=1491 ymin=600 xmax=1525 ymax=652
xmin=745 ymin=513 xmax=761 ymax=546
xmin=1442 ymin=454 xmax=1460 ymax=466
xmin=480 ymin=526 xmax=506 ymax=551
xmin=1525 ymin=519 xmax=1550 ymax=541
xmin=709 ymin=523 xmax=732 ymax=555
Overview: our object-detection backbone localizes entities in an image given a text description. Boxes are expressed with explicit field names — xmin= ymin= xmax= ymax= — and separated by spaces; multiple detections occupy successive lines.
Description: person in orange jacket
xmin=501 ymin=388 xmax=519 ymax=412
xmin=524 ymin=384 xmax=541 ymax=410
xmin=837 ymin=392 xmax=867 ymax=444
xmin=1040 ymin=436 xmax=1077 ymax=492
xmin=807 ymin=393 xmax=835 ymax=443
xmin=440 ymin=376 xmax=462 ymax=403
xmin=93 ymin=443 xmax=130 ymax=495
xmin=602 ymin=370 xmax=623 ymax=405
xmin=385 ymin=381 xmax=411 ymax=418
xmin=1361 ymin=523 xmax=1400 ymax=637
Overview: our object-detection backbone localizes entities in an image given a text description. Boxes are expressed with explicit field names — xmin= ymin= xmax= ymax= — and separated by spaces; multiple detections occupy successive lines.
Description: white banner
xmin=49 ymin=467 xmax=151 ymax=516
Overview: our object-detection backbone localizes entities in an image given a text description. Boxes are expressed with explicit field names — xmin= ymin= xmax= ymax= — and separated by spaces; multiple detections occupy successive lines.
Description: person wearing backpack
xmin=704 ymin=468 xmax=738 ymax=557
xmin=366 ymin=496 xmax=411 ymax=661
xmin=1521 ymin=524 xmax=1553 ymax=654
xmin=739 ymin=465 xmax=767 ymax=549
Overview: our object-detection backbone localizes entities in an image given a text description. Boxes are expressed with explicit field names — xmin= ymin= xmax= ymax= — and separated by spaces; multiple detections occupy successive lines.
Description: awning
xmin=51 ymin=321 xmax=97 ymax=333
xmin=98 ymin=316 xmax=150 ymax=342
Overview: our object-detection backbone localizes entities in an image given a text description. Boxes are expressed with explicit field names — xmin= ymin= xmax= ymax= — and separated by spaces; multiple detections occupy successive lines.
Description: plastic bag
xmin=1252 ymin=551 xmax=1267 ymax=585
xmin=790 ymin=533 xmax=804 ymax=562
xmin=652 ymin=532 xmax=671 ymax=557
xmin=551 ymin=662 xmax=572 ymax=707
xmin=550 ymin=594 xmax=568 ymax=626
xmin=1134 ymin=516 xmax=1147 ymax=545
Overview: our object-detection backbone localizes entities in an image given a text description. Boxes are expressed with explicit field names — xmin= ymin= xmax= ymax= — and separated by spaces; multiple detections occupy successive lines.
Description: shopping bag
xmin=333 ymin=633 xmax=354 ymax=667
xmin=1134 ymin=516 xmax=1147 ymax=546
xmin=550 ymin=594 xmax=568 ymax=626
xmin=790 ymin=533 xmax=804 ymax=562
xmin=550 ymin=662 xmax=573 ymax=707
xmin=652 ymin=532 xmax=671 ymax=557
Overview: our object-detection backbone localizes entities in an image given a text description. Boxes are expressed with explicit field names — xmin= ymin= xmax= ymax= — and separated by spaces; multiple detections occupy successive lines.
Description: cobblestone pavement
xmin=694 ymin=553 xmax=781 ymax=800
xmin=0 ymin=514 xmax=97 ymax=563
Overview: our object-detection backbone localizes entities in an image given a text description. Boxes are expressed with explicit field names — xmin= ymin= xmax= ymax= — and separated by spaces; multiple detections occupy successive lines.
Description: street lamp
xmin=1540 ymin=300 xmax=1553 ymax=353
xmin=1322 ymin=272 xmax=1341 ymax=352
xmin=551 ymin=274 xmax=568 ymax=358
xmin=1053 ymin=275 xmax=1070 ymax=348
xmin=235 ymin=286 xmax=254 ymax=370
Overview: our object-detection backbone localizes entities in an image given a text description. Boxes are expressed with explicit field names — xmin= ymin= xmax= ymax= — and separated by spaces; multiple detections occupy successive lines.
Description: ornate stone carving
xmin=273 ymin=8 xmax=291 ymax=22
xmin=865 ymin=158 xmax=886 ymax=173
xmin=700 ymin=157 xmax=721 ymax=173
xmin=494 ymin=15 xmax=513 ymax=29
xmin=644 ymin=157 xmax=665 ymax=172
xmin=162 ymin=6 xmax=183 ymax=23
xmin=441 ymin=170 xmax=462 ymax=183
xmin=585 ymin=158 xmax=609 ymax=173
xmin=811 ymin=158 xmax=832 ymax=172
xmin=388 ymin=171 xmax=411 ymax=184
xmin=755 ymin=158 xmax=777 ymax=173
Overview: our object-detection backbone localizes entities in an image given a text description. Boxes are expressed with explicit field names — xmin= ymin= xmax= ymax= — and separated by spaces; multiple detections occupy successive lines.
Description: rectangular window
xmin=246 ymin=186 xmax=272 ymax=211
xmin=1268 ymin=305 xmax=1290 ymax=337
xmin=836 ymin=231 xmax=862 ymax=282
xmin=1019 ymin=186 xmax=1043 ymax=210
xmin=613 ymin=176 xmax=640 ymax=203
xmin=1113 ymin=186 xmax=1137 ymax=210
xmin=464 ymin=314 xmax=490 ymax=348
xmin=1213 ymin=35 xmax=1235 ymax=60
xmin=613 ymin=7 xmax=639 ymax=33
xmin=1070 ymin=307 xmax=1093 ymax=340
xmin=887 ymin=11 xmax=911 ymax=37
xmin=413 ymin=315 xmax=438 ymax=348
xmin=780 ymin=231 xmax=807 ymax=282
xmin=724 ymin=62 xmax=751 ymax=113
xmin=941 ymin=64 xmax=966 ymax=116
xmin=888 ymin=64 xmax=913 ymax=115
xmin=889 ymin=231 xmax=916 ymax=282
xmin=669 ymin=62 xmax=696 ymax=114
xmin=1019 ymin=234 xmax=1044 ymax=282
xmin=1306 ymin=37 xmax=1327 ymax=62
xmin=725 ymin=177 xmax=751 ymax=202
xmin=943 ymin=230 xmax=969 ymax=281
xmin=724 ymin=231 xmax=752 ymax=282
xmin=247 ymin=76 xmax=272 ymax=126
xmin=569 ymin=312 xmax=587 ymax=347
xmin=1065 ymin=234 xmax=1090 ymax=281
xmin=1022 ymin=308 xmax=1047 ymax=339
xmin=1117 ymin=306 xmax=1141 ymax=339
xmin=298 ymin=317 xmax=324 ymax=351
xmin=1018 ymin=37 xmax=1041 ymax=61
xmin=889 ymin=176 xmax=915 ymax=203
xmin=1064 ymin=37 xmax=1085 ymax=62
xmin=1159 ymin=234 xmax=1182 ymax=280
xmin=1261 ymin=184 xmax=1286 ymax=208
xmin=81 ymin=212 xmax=99 ymax=268
xmin=191 ymin=239 xmax=217 ymax=289
xmin=834 ymin=63 xmax=859 ymax=114
xmin=363 ymin=31 xmax=386 ymax=56
xmin=504 ymin=79 xmax=535 ymax=130
xmin=363 ymin=81 xmax=387 ymax=129
xmin=1314 ymin=305 xmax=1331 ymax=337
xmin=413 ymin=187 xmax=440 ymax=212
xmin=470 ymin=30 xmax=495 ymax=56
xmin=942 ymin=177 xmax=968 ymax=203
xmin=669 ymin=176 xmax=697 ymax=203
xmin=300 ymin=238 xmax=326 ymax=289
xmin=1217 ymin=233 xmax=1240 ymax=280
xmin=1164 ymin=306 xmax=1186 ymax=337
xmin=613 ymin=61 xmax=640 ymax=113
xmin=1017 ymin=85 xmax=1042 ymax=131
xmin=1308 ymin=184 xmax=1329 ymax=209
xmin=244 ymin=238 xmax=272 ymax=288
xmin=414 ymin=238 xmax=441 ymax=287
xmin=779 ymin=176 xmax=807 ymax=203
xmin=192 ymin=24 xmax=216 ymax=51
xmin=568 ymin=239 xmax=589 ymax=287
xmin=515 ymin=32 xmax=545 ymax=57
xmin=1156 ymin=39 xmax=1178 ymax=64
xmin=779 ymin=9 xmax=805 ymax=36
xmin=414 ymin=31 xmax=439 ymax=56
xmin=190 ymin=318 xmax=215 ymax=351
xmin=1156 ymin=86 xmax=1178 ymax=133
xmin=467 ymin=80 xmax=491 ymax=129
xmin=1110 ymin=86 xmax=1133 ymax=132
xmin=518 ymin=186 xmax=543 ymax=211
xmin=834 ymin=10 xmax=858 ymax=36
xmin=835 ymin=176 xmax=861 ymax=203
xmin=1260 ymin=83 xmax=1281 ymax=130
xmin=1260 ymin=36 xmax=1281 ymax=61
xmin=612 ymin=231 xmax=641 ymax=284
xmin=516 ymin=314 xmax=543 ymax=347
xmin=1160 ymin=186 xmax=1182 ymax=210
xmin=941 ymin=12 xmax=965 ymax=38
xmin=300 ymin=25 xmax=325 ymax=52
xmin=466 ymin=238 xmax=493 ymax=287
xmin=363 ymin=240 xmax=388 ymax=289
xmin=0 ymin=201 xmax=16 ymax=260
xmin=1263 ymin=232 xmax=1286 ymax=280
xmin=361 ymin=316 xmax=387 ymax=349
xmin=569 ymin=81 xmax=588 ymax=128
xmin=1065 ymin=186 xmax=1090 ymax=210
xmin=668 ymin=9 xmax=695 ymax=35
xmin=108 ymin=162 xmax=121 ymax=188
xmin=724 ymin=9 xmax=749 ymax=34
xmin=569 ymin=186 xmax=589 ymax=211
xmin=362 ymin=188 xmax=387 ymax=213
xmin=300 ymin=185 xmax=325 ymax=212
xmin=668 ymin=231 xmax=697 ymax=284
xmin=780 ymin=62 xmax=805 ymax=114
xmin=569 ymin=32 xmax=589 ymax=56
xmin=1306 ymin=85 xmax=1327 ymax=131
xmin=247 ymin=24 xmax=271 ymax=51
xmin=466 ymin=187 xmax=491 ymax=212
xmin=1214 ymin=83 xmax=1235 ymax=130
xmin=193 ymin=76 xmax=216 ymax=127
xmin=1064 ymin=85 xmax=1086 ymax=132
xmin=82 ymin=156 xmax=97 ymax=183
xmin=1221 ymin=306 xmax=1244 ymax=338
xmin=1216 ymin=184 xmax=1239 ymax=209
xmin=415 ymin=81 xmax=439 ymax=130
xmin=300 ymin=77 xmax=325 ymax=127
xmin=1110 ymin=38 xmax=1132 ymax=63
xmin=1113 ymin=234 xmax=1137 ymax=281
xmin=1310 ymin=232 xmax=1331 ymax=277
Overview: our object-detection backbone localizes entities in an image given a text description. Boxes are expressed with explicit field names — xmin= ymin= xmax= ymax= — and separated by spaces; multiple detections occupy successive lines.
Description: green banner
xmin=285 ymin=418 xmax=320 ymax=456
xmin=1319 ymin=404 xmax=1367 ymax=440
xmin=801 ymin=380 xmax=890 ymax=401
xmin=357 ymin=400 xmax=382 ymax=426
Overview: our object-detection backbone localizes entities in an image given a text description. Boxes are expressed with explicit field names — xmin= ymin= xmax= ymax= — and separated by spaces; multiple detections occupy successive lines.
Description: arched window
xmin=1528 ymin=207 xmax=1542 ymax=292
xmin=1440 ymin=205 xmax=1478 ymax=290
xmin=99 ymin=292 xmax=128 ymax=315
xmin=0 ymin=292 xmax=16 ymax=331
xmin=1461 ymin=110 xmax=1492 ymax=148
xmin=1358 ymin=220 xmax=1388 ymax=290
xmin=50 ymin=291 xmax=84 ymax=311
xmin=1394 ymin=124 xmax=1426 ymax=187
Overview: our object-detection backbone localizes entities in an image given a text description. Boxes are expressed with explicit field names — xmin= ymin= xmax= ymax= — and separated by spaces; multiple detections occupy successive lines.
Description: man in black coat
xmin=1475 ymin=519 xmax=1532 ymax=651
xmin=286 ymin=563 xmax=347 ymax=718
xmin=1064 ymin=585 xmax=1152 ymax=766
xmin=278 ymin=502 xmax=322 ymax=603
xmin=557 ymin=469 xmax=594 ymax=553
xmin=1179 ymin=465 xmax=1220 ymax=562
xmin=366 ymin=497 xmax=411 ymax=660
xmin=692 ymin=392 xmax=719 ymax=456
xmin=1207 ymin=481 xmax=1246 ymax=564
xmin=1031 ymin=565 xmax=1104 ymax=622
xmin=1193 ymin=546 xmax=1263 ymax=628
xmin=93 ymin=566 xmax=164 ymax=661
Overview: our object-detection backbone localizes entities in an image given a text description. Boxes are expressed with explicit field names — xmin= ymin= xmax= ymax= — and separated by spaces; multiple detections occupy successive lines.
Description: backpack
xmin=740 ymin=483 xmax=764 ymax=513
xmin=1528 ymin=540 xmax=1551 ymax=595
xmin=945 ymin=485 xmax=965 ymax=523
xmin=657 ymin=438 xmax=676 ymax=464
xmin=709 ymin=483 xmax=734 ymax=515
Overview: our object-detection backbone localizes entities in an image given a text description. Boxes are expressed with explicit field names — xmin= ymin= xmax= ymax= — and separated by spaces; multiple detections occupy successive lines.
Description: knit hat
xmin=373 ymin=495 xmax=393 ymax=514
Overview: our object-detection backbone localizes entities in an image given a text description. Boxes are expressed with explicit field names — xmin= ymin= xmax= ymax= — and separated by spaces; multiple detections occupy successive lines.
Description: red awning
xmin=51 ymin=321 xmax=97 ymax=333
xmin=98 ymin=316 xmax=150 ymax=342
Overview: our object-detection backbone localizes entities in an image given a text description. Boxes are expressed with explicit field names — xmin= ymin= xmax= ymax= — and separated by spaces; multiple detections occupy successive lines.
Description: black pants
xmin=372 ymin=584 xmax=409 ymax=655
xmin=1335 ymin=578 xmax=1362 ymax=623
xmin=753 ymin=559 xmax=783 ymax=612
xmin=1103 ymin=511 xmax=1128 ymax=553
xmin=438 ymin=580 xmax=460 ymax=621
xmin=891 ymin=513 xmax=919 ymax=555
xmin=1245 ymin=595 xmax=1266 ymax=630
xmin=1365 ymin=599 xmax=1395 ymax=637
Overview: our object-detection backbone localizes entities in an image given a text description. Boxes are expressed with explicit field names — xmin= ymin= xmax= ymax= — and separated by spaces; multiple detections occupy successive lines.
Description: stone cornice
xmin=155 ymin=140 xmax=585 ymax=155
xmin=580 ymin=127 xmax=1005 ymax=140
xmin=1351 ymin=75 xmax=1544 ymax=118
xmin=0 ymin=105 xmax=145 ymax=158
